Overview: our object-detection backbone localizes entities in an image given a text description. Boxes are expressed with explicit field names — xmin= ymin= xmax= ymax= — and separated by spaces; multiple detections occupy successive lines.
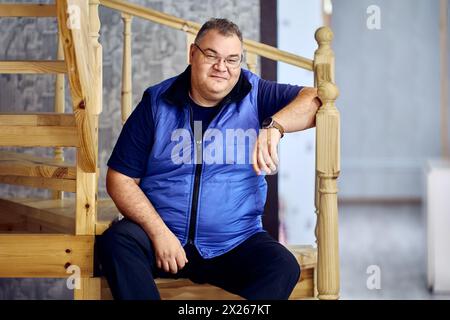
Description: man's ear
xmin=189 ymin=44 xmax=195 ymax=64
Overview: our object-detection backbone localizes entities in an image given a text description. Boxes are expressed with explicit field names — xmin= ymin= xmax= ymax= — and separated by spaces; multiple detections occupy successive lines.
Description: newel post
xmin=314 ymin=26 xmax=340 ymax=300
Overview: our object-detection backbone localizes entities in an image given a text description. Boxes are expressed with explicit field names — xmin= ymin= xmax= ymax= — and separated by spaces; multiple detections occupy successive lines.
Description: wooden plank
xmin=57 ymin=0 xmax=98 ymax=173
xmin=286 ymin=245 xmax=317 ymax=270
xmin=0 ymin=175 xmax=76 ymax=192
xmin=53 ymin=33 xmax=66 ymax=200
xmin=0 ymin=198 xmax=119 ymax=235
xmin=0 ymin=113 xmax=75 ymax=127
xmin=100 ymin=268 xmax=315 ymax=300
xmin=0 ymin=61 xmax=67 ymax=74
xmin=0 ymin=151 xmax=76 ymax=180
xmin=289 ymin=268 xmax=315 ymax=299
xmin=0 ymin=209 xmax=27 ymax=232
xmin=75 ymin=156 xmax=97 ymax=235
xmin=0 ymin=4 xmax=56 ymax=17
xmin=74 ymin=278 xmax=101 ymax=300
xmin=0 ymin=125 xmax=78 ymax=147
xmin=0 ymin=234 xmax=94 ymax=277
xmin=0 ymin=198 xmax=74 ymax=233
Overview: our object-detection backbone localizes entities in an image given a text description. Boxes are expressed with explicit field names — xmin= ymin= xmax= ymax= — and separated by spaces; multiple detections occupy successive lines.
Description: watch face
xmin=262 ymin=117 xmax=273 ymax=127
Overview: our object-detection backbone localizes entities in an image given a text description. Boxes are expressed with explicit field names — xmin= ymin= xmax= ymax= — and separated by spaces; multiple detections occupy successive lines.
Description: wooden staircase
xmin=0 ymin=0 xmax=102 ymax=299
xmin=0 ymin=0 xmax=340 ymax=300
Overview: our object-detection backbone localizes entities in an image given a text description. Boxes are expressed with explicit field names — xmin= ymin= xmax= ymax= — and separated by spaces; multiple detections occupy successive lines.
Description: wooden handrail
xmin=99 ymin=0 xmax=313 ymax=71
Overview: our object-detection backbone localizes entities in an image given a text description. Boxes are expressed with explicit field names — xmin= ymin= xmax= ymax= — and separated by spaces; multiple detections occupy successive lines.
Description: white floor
xmin=339 ymin=203 xmax=450 ymax=300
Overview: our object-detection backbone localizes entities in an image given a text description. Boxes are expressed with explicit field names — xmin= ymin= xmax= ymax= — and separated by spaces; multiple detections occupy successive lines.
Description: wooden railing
xmin=67 ymin=0 xmax=340 ymax=299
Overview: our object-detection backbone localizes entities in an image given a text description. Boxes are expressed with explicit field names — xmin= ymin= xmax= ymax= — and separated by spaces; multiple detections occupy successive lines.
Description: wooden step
xmin=0 ymin=4 xmax=56 ymax=17
xmin=0 ymin=234 xmax=93 ymax=278
xmin=0 ymin=113 xmax=78 ymax=147
xmin=0 ymin=151 xmax=76 ymax=180
xmin=100 ymin=247 xmax=317 ymax=300
xmin=0 ymin=113 xmax=75 ymax=126
xmin=0 ymin=198 xmax=121 ymax=234
xmin=0 ymin=197 xmax=317 ymax=298
xmin=0 ymin=61 xmax=66 ymax=74
xmin=0 ymin=198 xmax=75 ymax=233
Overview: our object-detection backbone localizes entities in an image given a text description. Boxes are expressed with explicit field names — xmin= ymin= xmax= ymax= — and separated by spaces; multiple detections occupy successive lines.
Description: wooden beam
xmin=0 ymin=198 xmax=75 ymax=233
xmin=57 ymin=0 xmax=98 ymax=173
xmin=0 ymin=151 xmax=76 ymax=180
xmin=74 ymin=278 xmax=101 ymax=300
xmin=0 ymin=210 xmax=27 ymax=232
xmin=0 ymin=4 xmax=56 ymax=17
xmin=0 ymin=61 xmax=67 ymax=74
xmin=0 ymin=234 xmax=93 ymax=278
xmin=0 ymin=113 xmax=75 ymax=127
xmin=0 ymin=175 xmax=76 ymax=192
xmin=314 ymin=26 xmax=340 ymax=300
xmin=0 ymin=125 xmax=78 ymax=147
xmin=100 ymin=267 xmax=315 ymax=300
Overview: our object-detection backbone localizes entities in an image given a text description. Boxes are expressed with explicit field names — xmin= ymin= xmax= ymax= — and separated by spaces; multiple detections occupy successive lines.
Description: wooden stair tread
xmin=0 ymin=4 xmax=56 ymax=17
xmin=0 ymin=113 xmax=78 ymax=148
xmin=0 ymin=61 xmax=67 ymax=74
xmin=0 ymin=197 xmax=317 ymax=268
xmin=0 ymin=151 xmax=76 ymax=180
xmin=0 ymin=113 xmax=76 ymax=127
xmin=1 ymin=197 xmax=317 ymax=267
xmin=0 ymin=197 xmax=121 ymax=234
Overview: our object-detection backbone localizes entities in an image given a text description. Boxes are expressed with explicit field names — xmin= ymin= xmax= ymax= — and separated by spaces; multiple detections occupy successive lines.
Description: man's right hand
xmin=150 ymin=227 xmax=189 ymax=274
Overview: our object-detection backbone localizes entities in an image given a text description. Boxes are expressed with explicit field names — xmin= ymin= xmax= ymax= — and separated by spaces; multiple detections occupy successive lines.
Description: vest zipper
xmin=188 ymin=104 xmax=202 ymax=245
xmin=186 ymin=98 xmax=230 ymax=246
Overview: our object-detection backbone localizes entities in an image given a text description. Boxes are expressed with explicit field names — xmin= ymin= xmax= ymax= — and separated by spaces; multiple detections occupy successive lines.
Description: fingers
xmin=168 ymin=258 xmax=178 ymax=274
xmin=160 ymin=256 xmax=177 ymax=274
xmin=257 ymin=143 xmax=273 ymax=174
xmin=175 ymin=254 xmax=186 ymax=271
xmin=253 ymin=129 xmax=280 ymax=175
xmin=268 ymin=130 xmax=280 ymax=167
xmin=183 ymin=248 xmax=189 ymax=264
xmin=158 ymin=247 xmax=189 ymax=274
xmin=252 ymin=138 xmax=260 ymax=175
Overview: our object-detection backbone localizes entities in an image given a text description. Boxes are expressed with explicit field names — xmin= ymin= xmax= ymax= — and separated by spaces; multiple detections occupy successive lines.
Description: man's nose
xmin=213 ymin=58 xmax=228 ymax=71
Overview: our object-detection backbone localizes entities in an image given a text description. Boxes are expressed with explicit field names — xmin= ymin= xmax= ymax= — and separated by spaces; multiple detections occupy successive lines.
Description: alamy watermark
xmin=366 ymin=264 xmax=381 ymax=290
xmin=366 ymin=5 xmax=381 ymax=30
xmin=66 ymin=264 xmax=81 ymax=290
xmin=171 ymin=121 xmax=258 ymax=165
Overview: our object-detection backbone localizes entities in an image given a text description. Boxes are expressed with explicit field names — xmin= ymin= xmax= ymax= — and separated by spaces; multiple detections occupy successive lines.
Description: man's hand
xmin=252 ymin=128 xmax=282 ymax=175
xmin=151 ymin=226 xmax=189 ymax=274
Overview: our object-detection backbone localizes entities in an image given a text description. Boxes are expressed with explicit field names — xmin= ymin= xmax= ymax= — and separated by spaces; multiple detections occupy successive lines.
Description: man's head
xmin=189 ymin=18 xmax=243 ymax=106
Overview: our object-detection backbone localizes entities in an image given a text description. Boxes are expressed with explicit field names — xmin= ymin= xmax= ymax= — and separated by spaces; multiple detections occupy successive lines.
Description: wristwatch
xmin=261 ymin=117 xmax=285 ymax=138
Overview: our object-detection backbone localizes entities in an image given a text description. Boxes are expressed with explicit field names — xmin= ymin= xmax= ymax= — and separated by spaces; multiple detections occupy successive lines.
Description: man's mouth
xmin=210 ymin=75 xmax=228 ymax=80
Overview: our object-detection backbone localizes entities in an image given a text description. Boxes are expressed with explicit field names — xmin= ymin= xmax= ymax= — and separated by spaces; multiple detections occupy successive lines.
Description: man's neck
xmin=189 ymin=89 xmax=222 ymax=107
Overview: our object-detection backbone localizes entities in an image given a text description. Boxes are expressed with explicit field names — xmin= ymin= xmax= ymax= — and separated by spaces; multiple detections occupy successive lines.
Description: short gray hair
xmin=194 ymin=18 xmax=243 ymax=44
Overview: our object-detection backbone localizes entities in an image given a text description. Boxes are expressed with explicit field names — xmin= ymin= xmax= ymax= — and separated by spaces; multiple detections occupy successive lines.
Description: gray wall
xmin=332 ymin=0 xmax=446 ymax=199
xmin=0 ymin=0 xmax=259 ymax=299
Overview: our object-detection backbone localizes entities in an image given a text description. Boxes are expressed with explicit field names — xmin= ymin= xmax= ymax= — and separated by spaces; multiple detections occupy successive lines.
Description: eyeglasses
xmin=194 ymin=43 xmax=242 ymax=69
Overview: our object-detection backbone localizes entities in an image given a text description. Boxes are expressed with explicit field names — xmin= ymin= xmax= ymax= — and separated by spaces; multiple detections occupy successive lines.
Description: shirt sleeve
xmin=107 ymin=90 xmax=154 ymax=178
xmin=257 ymin=79 xmax=303 ymax=125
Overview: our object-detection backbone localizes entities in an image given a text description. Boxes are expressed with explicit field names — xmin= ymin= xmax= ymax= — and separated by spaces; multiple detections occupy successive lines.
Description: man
xmin=98 ymin=18 xmax=321 ymax=300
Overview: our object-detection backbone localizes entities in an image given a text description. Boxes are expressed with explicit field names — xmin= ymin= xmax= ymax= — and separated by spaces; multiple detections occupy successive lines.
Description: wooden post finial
xmin=315 ymin=26 xmax=334 ymax=45
xmin=318 ymin=81 xmax=339 ymax=103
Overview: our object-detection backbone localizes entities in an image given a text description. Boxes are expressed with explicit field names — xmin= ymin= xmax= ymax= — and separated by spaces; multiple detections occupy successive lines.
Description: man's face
xmin=189 ymin=29 xmax=243 ymax=105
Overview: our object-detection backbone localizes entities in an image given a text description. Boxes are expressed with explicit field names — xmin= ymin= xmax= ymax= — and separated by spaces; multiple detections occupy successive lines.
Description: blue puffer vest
xmin=139 ymin=68 xmax=267 ymax=259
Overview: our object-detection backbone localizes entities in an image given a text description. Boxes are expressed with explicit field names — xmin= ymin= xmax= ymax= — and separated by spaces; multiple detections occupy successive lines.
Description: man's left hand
xmin=252 ymin=128 xmax=281 ymax=175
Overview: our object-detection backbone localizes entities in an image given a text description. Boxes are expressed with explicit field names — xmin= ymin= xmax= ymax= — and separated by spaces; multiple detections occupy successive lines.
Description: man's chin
xmin=206 ymin=84 xmax=229 ymax=96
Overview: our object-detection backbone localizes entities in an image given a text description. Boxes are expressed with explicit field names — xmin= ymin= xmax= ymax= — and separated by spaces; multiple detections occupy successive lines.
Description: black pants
xmin=96 ymin=218 xmax=301 ymax=300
